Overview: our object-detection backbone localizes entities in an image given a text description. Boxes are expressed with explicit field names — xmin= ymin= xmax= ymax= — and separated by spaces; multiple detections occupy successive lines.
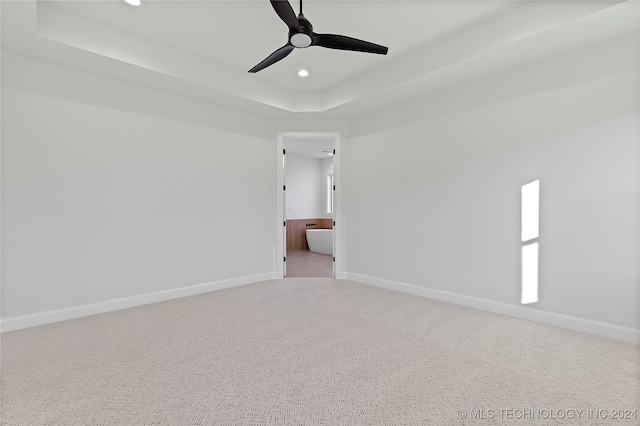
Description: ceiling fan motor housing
xmin=290 ymin=14 xmax=313 ymax=48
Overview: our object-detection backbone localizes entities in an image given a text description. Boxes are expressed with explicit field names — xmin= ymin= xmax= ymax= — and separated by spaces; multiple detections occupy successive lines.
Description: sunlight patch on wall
xmin=521 ymin=179 xmax=539 ymax=242
xmin=521 ymin=242 xmax=539 ymax=304
xmin=521 ymin=180 xmax=540 ymax=305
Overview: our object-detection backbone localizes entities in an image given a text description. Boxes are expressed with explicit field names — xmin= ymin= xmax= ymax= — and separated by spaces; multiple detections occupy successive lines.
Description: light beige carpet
xmin=1 ymin=279 xmax=638 ymax=425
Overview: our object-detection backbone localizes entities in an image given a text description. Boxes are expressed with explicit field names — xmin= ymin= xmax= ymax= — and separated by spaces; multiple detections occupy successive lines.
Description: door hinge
xmin=333 ymin=257 xmax=335 ymax=262
xmin=283 ymin=149 xmax=286 ymax=155
xmin=283 ymin=221 xmax=286 ymax=226
xmin=283 ymin=185 xmax=286 ymax=190
xmin=333 ymin=221 xmax=335 ymax=226
xmin=333 ymin=185 xmax=336 ymax=191
xmin=333 ymin=149 xmax=335 ymax=155
xmin=284 ymin=256 xmax=286 ymax=262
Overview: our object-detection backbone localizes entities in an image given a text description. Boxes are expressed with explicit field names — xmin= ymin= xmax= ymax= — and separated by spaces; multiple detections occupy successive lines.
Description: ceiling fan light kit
xmin=291 ymin=33 xmax=312 ymax=48
xmin=249 ymin=0 xmax=388 ymax=73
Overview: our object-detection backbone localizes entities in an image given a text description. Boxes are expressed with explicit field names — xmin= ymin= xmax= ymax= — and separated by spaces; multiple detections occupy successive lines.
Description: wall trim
xmin=1 ymin=272 xmax=273 ymax=333
xmin=346 ymin=272 xmax=639 ymax=345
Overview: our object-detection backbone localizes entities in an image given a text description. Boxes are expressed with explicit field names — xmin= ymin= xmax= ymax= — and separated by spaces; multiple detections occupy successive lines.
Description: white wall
xmin=346 ymin=35 xmax=639 ymax=337
xmin=2 ymin=33 xmax=638 ymax=343
xmin=1 ymin=54 xmax=274 ymax=323
xmin=285 ymin=154 xmax=322 ymax=220
xmin=285 ymin=154 xmax=335 ymax=220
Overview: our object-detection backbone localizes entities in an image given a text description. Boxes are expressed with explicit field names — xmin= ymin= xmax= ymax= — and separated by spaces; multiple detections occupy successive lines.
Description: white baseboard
xmin=1 ymin=272 xmax=273 ymax=333
xmin=346 ymin=273 xmax=639 ymax=345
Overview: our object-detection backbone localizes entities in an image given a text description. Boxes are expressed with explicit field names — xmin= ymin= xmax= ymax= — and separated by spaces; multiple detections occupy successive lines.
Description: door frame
xmin=275 ymin=131 xmax=343 ymax=279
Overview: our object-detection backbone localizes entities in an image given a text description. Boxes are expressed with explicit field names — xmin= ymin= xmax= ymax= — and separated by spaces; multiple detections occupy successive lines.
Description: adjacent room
xmin=283 ymin=136 xmax=335 ymax=278
xmin=1 ymin=0 xmax=638 ymax=424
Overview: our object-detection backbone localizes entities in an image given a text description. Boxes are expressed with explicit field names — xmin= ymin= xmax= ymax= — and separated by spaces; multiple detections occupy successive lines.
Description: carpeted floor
xmin=1 ymin=278 xmax=638 ymax=425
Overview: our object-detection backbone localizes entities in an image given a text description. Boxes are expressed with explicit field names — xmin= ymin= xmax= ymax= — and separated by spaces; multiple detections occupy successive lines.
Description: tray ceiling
xmin=2 ymin=1 xmax=637 ymax=119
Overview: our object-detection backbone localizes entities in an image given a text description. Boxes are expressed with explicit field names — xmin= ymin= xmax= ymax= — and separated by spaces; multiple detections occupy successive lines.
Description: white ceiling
xmin=2 ymin=0 xmax=637 ymax=119
xmin=44 ymin=0 xmax=513 ymax=91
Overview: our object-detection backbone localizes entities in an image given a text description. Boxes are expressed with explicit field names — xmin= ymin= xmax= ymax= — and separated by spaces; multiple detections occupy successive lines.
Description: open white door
xmin=332 ymin=169 xmax=335 ymax=278
xmin=282 ymin=147 xmax=287 ymax=277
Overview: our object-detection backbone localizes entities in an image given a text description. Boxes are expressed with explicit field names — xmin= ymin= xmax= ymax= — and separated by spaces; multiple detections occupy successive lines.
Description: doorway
xmin=275 ymin=132 xmax=342 ymax=279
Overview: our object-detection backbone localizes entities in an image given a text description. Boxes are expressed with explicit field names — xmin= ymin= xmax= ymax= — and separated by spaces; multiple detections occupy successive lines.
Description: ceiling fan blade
xmin=270 ymin=0 xmax=301 ymax=32
xmin=248 ymin=44 xmax=295 ymax=73
xmin=312 ymin=33 xmax=388 ymax=55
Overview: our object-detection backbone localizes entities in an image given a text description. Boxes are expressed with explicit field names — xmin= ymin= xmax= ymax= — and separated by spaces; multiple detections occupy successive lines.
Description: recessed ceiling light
xmin=124 ymin=0 xmax=142 ymax=6
xmin=298 ymin=69 xmax=309 ymax=77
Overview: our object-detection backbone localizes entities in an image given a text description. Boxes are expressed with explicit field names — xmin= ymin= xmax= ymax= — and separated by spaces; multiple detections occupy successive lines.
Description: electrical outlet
xmin=174 ymin=267 xmax=181 ymax=276
xmin=192 ymin=264 xmax=198 ymax=273
xmin=381 ymin=260 xmax=388 ymax=269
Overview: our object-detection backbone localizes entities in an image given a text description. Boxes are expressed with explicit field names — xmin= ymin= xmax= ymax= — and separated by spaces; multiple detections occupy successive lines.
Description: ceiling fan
xmin=249 ymin=0 xmax=389 ymax=73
